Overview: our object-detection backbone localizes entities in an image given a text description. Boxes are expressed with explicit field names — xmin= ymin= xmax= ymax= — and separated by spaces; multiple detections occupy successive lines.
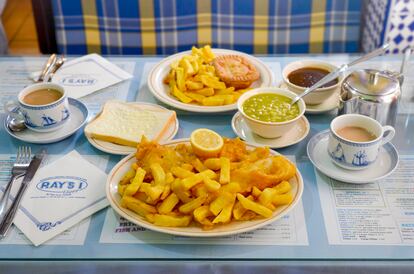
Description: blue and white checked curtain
xmin=52 ymin=0 xmax=362 ymax=55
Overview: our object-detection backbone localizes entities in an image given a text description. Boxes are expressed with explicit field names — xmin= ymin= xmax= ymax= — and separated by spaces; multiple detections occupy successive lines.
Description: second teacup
xmin=328 ymin=114 xmax=395 ymax=170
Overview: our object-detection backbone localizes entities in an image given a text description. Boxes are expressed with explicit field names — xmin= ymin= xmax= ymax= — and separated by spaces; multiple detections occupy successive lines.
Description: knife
xmin=37 ymin=54 xmax=57 ymax=82
xmin=0 ymin=149 xmax=46 ymax=238
xmin=45 ymin=56 xmax=66 ymax=82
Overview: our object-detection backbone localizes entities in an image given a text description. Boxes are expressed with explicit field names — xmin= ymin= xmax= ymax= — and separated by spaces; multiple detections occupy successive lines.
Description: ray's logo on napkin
xmin=36 ymin=176 xmax=88 ymax=197
xmin=59 ymin=75 xmax=97 ymax=86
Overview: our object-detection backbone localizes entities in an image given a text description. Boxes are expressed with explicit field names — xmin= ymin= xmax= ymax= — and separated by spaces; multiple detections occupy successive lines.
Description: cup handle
xmin=4 ymin=101 xmax=18 ymax=114
xmin=381 ymin=125 xmax=395 ymax=145
xmin=3 ymin=101 xmax=24 ymax=120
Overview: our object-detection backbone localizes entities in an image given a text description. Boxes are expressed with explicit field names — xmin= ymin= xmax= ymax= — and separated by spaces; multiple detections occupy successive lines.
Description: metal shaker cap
xmin=343 ymin=69 xmax=399 ymax=97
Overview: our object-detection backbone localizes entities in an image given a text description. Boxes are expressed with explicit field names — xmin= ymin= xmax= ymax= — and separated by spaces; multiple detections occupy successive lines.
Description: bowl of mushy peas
xmin=237 ymin=87 xmax=306 ymax=138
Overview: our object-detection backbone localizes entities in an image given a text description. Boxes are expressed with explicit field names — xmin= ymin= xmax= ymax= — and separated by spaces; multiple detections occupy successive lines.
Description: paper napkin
xmin=13 ymin=150 xmax=108 ymax=246
xmin=31 ymin=54 xmax=132 ymax=99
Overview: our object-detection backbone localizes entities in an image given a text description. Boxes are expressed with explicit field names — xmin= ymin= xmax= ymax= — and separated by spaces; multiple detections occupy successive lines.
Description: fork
xmin=0 ymin=147 xmax=32 ymax=218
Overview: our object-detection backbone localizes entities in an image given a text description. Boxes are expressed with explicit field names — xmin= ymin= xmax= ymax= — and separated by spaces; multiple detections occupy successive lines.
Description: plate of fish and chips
xmin=106 ymin=130 xmax=303 ymax=237
xmin=147 ymin=45 xmax=274 ymax=113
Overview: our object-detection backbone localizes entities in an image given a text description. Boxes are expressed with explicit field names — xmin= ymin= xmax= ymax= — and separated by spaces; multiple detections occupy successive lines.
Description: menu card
xmin=13 ymin=150 xmax=108 ymax=246
xmin=316 ymin=155 xmax=414 ymax=245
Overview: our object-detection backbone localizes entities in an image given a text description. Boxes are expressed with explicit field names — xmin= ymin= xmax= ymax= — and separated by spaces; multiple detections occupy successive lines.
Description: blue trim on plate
xmin=68 ymin=97 xmax=89 ymax=118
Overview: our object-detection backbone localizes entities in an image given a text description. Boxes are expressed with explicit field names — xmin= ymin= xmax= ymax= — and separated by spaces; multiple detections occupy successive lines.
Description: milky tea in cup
xmin=336 ymin=126 xmax=377 ymax=142
xmin=328 ymin=114 xmax=395 ymax=170
xmin=22 ymin=88 xmax=63 ymax=105
xmin=5 ymin=83 xmax=70 ymax=132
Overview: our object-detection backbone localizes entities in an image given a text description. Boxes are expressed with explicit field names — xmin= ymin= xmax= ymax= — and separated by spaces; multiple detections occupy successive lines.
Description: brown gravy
xmin=23 ymin=89 xmax=62 ymax=105
xmin=337 ymin=126 xmax=377 ymax=142
xmin=288 ymin=67 xmax=338 ymax=88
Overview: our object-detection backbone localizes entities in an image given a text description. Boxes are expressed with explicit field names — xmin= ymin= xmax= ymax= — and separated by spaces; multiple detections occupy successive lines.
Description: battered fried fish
xmin=136 ymin=136 xmax=296 ymax=191
xmin=231 ymin=156 xmax=296 ymax=191
xmin=136 ymin=137 xmax=184 ymax=179
xmin=219 ymin=138 xmax=247 ymax=162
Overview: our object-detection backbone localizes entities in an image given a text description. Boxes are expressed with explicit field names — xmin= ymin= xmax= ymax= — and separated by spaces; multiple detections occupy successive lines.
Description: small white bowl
xmin=282 ymin=60 xmax=341 ymax=105
xmin=237 ymin=87 xmax=306 ymax=138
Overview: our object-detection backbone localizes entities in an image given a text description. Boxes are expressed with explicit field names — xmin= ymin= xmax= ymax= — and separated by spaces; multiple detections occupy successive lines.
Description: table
xmin=0 ymin=55 xmax=414 ymax=273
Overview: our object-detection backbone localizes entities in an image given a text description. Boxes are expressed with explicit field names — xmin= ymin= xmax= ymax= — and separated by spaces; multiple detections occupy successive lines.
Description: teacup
xmin=328 ymin=114 xmax=395 ymax=170
xmin=282 ymin=60 xmax=341 ymax=105
xmin=4 ymin=83 xmax=70 ymax=132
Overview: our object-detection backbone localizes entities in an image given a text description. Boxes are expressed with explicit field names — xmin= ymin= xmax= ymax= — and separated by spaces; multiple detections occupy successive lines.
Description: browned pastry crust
xmin=212 ymin=55 xmax=260 ymax=89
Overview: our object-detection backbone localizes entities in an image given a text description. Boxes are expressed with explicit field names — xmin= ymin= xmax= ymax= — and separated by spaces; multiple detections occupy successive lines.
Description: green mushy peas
xmin=243 ymin=93 xmax=300 ymax=122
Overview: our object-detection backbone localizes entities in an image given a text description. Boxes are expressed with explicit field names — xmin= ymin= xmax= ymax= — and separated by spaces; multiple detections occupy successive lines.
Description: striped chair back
xmin=52 ymin=0 xmax=362 ymax=55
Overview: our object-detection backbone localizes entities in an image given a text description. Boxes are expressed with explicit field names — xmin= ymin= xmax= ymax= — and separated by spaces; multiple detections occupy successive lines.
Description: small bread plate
xmin=307 ymin=130 xmax=399 ymax=184
xmin=106 ymin=138 xmax=304 ymax=237
xmin=4 ymin=98 xmax=88 ymax=144
xmin=279 ymin=82 xmax=339 ymax=114
xmin=231 ymin=112 xmax=310 ymax=149
xmin=86 ymin=102 xmax=179 ymax=155
xmin=148 ymin=48 xmax=274 ymax=113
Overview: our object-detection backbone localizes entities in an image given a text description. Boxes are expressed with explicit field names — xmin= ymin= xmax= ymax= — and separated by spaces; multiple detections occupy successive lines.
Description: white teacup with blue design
xmin=328 ymin=114 xmax=395 ymax=170
xmin=5 ymin=83 xmax=70 ymax=132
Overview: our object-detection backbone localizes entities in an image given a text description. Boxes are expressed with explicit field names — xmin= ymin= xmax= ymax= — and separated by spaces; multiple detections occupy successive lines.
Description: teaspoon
xmin=7 ymin=116 xmax=26 ymax=132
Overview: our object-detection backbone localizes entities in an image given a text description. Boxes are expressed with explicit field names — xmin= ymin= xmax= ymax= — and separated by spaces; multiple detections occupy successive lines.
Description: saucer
xmin=4 ymin=98 xmax=88 ymax=144
xmin=231 ymin=112 xmax=310 ymax=149
xmin=307 ymin=130 xmax=399 ymax=184
xmin=86 ymin=102 xmax=179 ymax=155
xmin=279 ymin=82 xmax=339 ymax=114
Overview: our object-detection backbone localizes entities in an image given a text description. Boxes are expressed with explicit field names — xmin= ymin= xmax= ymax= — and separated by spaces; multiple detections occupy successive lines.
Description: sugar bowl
xmin=339 ymin=69 xmax=401 ymax=126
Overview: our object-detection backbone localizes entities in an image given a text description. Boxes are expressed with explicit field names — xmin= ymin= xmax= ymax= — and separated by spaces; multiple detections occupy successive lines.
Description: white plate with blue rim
xmin=106 ymin=138 xmax=304 ymax=237
xmin=307 ymin=130 xmax=399 ymax=184
xmin=4 ymin=98 xmax=88 ymax=144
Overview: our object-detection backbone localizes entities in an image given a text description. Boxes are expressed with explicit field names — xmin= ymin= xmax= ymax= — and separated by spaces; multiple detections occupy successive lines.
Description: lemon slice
xmin=190 ymin=128 xmax=224 ymax=158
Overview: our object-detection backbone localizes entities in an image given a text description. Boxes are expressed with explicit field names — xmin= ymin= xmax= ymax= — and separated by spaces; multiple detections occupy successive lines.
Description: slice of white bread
xmin=85 ymin=100 xmax=176 ymax=147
